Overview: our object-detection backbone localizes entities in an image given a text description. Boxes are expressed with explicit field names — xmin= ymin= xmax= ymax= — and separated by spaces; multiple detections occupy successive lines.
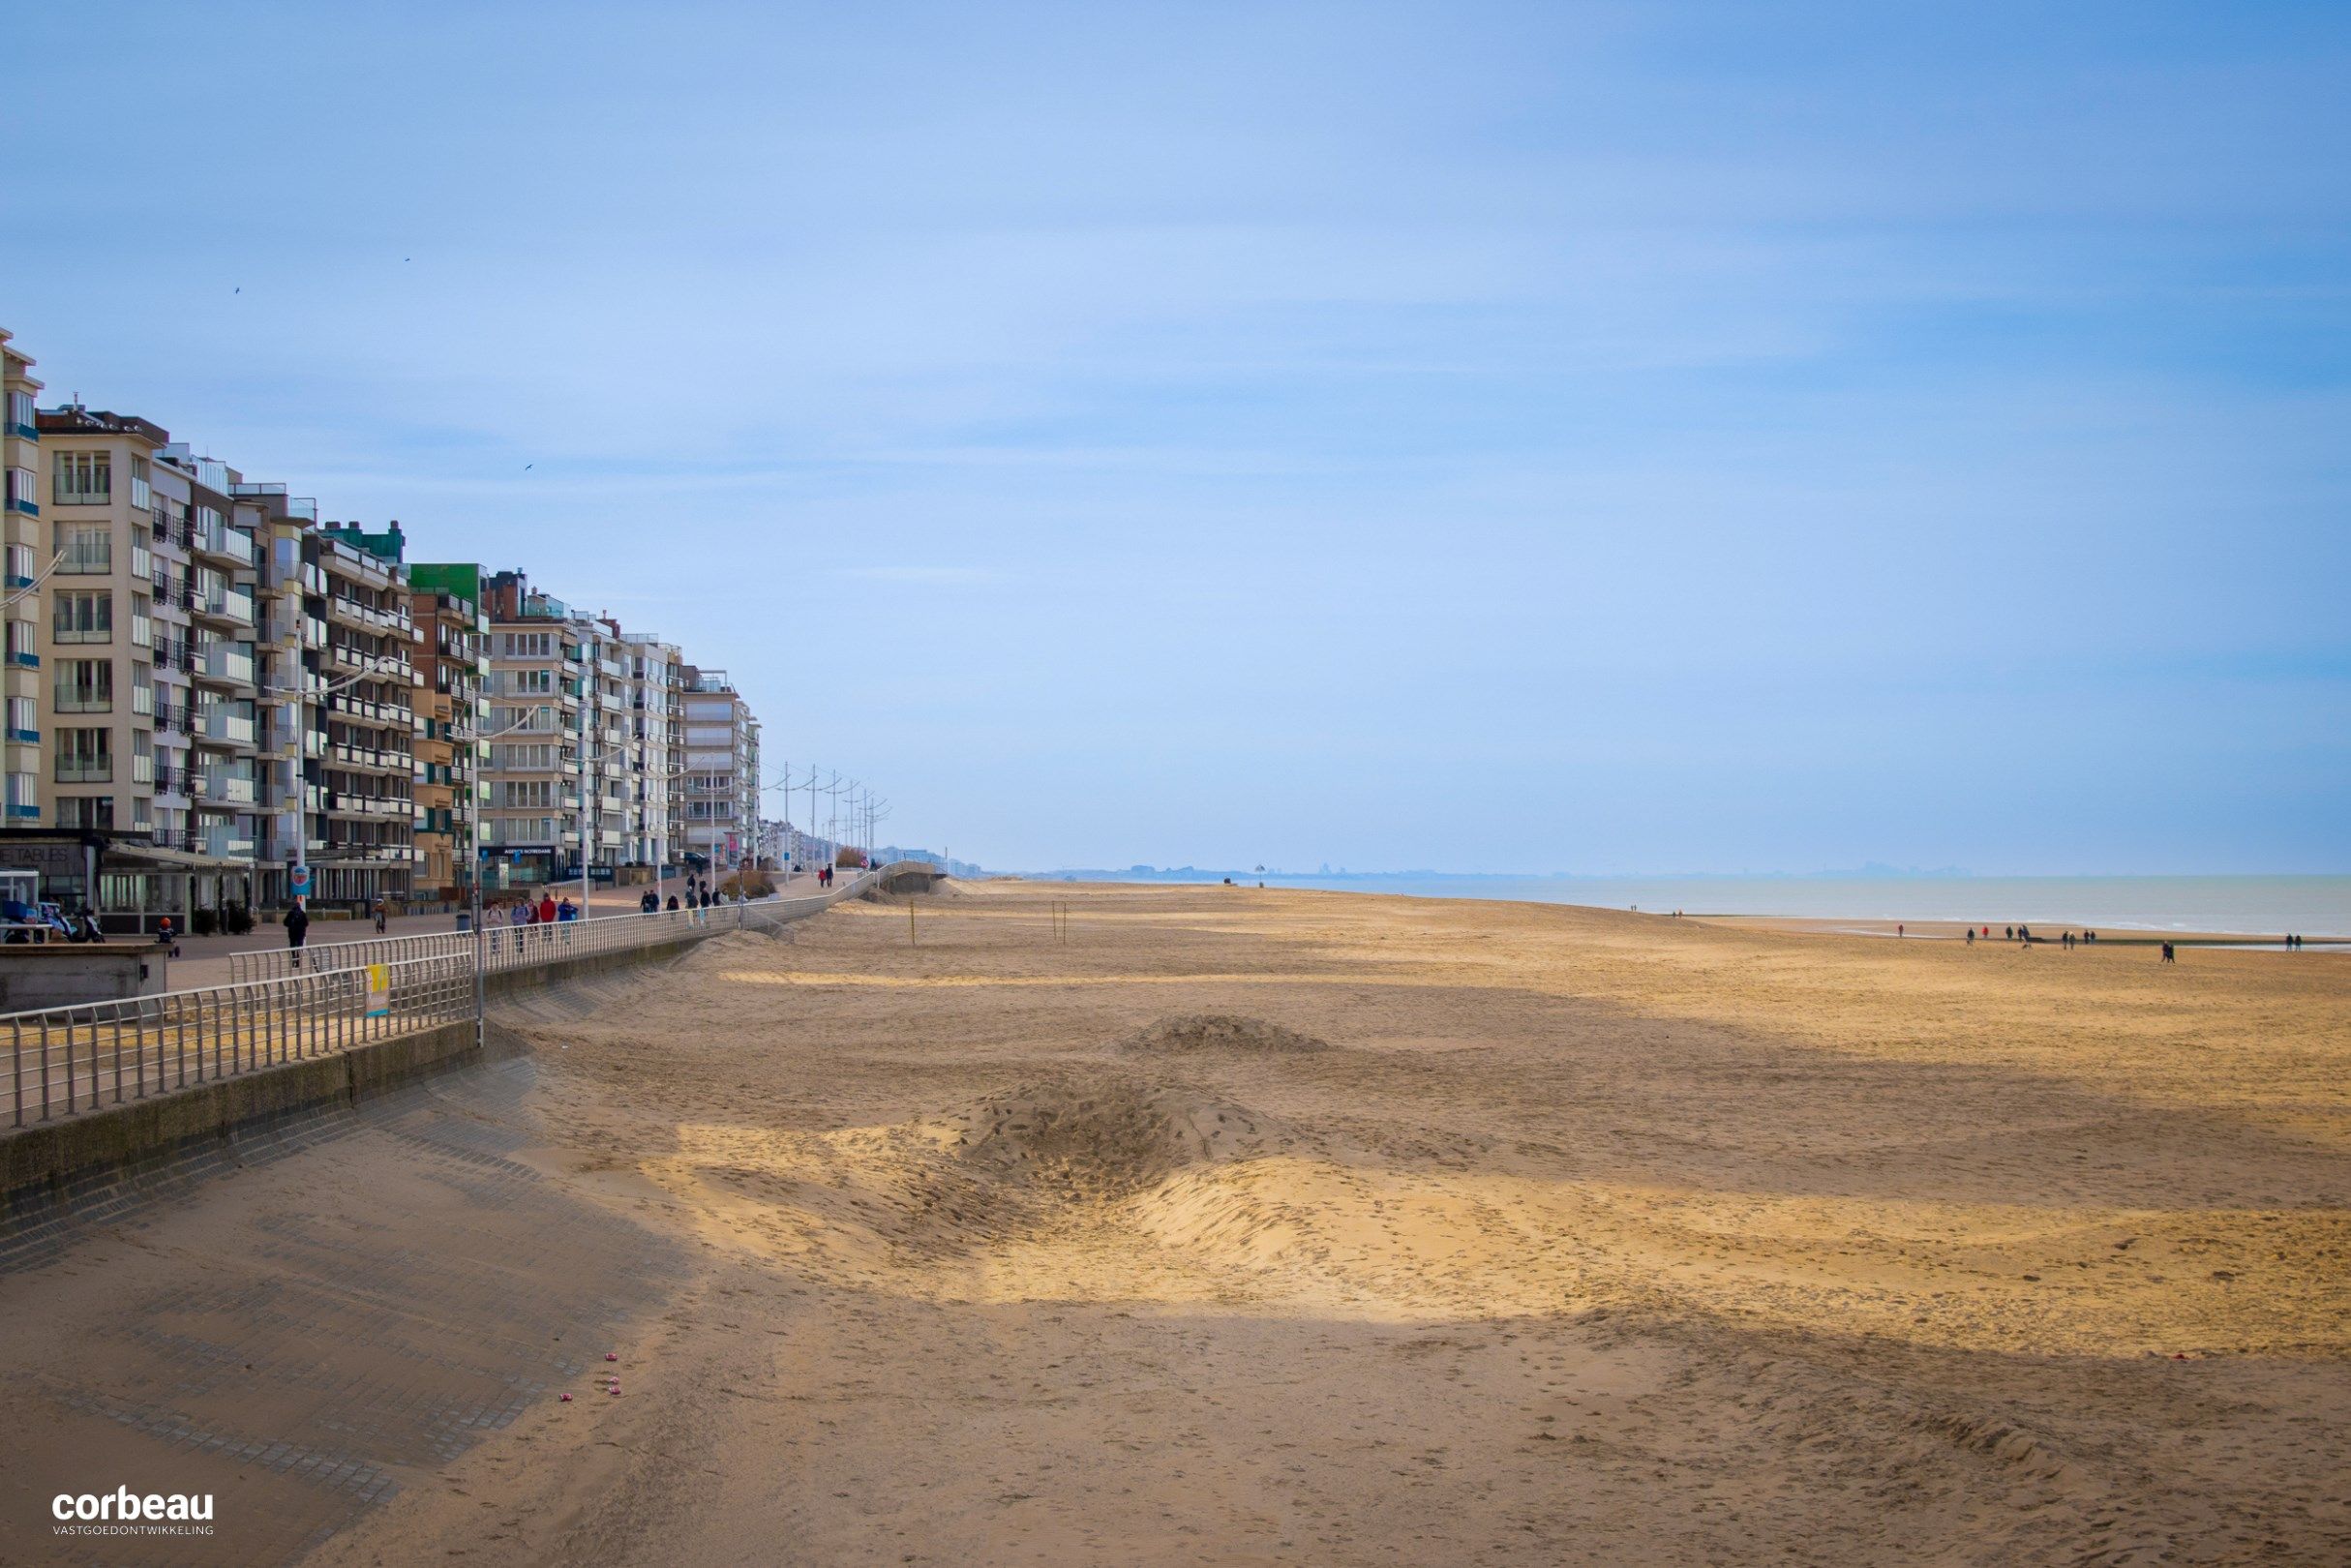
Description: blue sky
xmin=9 ymin=1 xmax=2347 ymax=872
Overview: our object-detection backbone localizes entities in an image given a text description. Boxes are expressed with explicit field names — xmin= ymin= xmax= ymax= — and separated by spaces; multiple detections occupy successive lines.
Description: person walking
xmin=665 ymin=893 xmax=679 ymax=912
xmin=372 ymin=894 xmax=388 ymax=935
xmin=286 ymin=898 xmax=310 ymax=973
xmin=1966 ymin=927 xmax=1974 ymax=947
xmin=2161 ymin=942 xmax=2176 ymax=964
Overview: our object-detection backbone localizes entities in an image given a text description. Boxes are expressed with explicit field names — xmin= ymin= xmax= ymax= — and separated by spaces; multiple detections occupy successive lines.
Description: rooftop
xmin=36 ymin=406 xmax=169 ymax=445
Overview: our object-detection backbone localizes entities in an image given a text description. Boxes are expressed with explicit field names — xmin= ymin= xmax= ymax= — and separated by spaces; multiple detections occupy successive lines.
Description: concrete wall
xmin=0 ymin=944 xmax=169 ymax=1012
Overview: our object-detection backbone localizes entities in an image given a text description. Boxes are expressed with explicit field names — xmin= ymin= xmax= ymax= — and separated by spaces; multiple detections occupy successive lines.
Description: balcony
xmin=197 ymin=828 xmax=257 ymax=859
xmin=198 ymin=769 xmax=257 ymax=805
xmin=196 ymin=709 xmax=256 ymax=746
xmin=197 ymin=642 xmax=256 ymax=687
xmin=54 ymin=757 xmax=112 ymax=783
xmin=192 ymin=585 xmax=256 ymax=627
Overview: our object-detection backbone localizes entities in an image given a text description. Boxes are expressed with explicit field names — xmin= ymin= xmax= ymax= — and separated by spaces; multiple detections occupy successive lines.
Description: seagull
xmin=524 ymin=464 xmax=533 ymax=470
xmin=234 ymin=286 xmax=241 ymax=294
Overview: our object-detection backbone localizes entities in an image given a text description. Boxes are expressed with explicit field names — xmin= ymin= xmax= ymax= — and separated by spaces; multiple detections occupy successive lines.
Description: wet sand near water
xmin=6 ymin=880 xmax=2346 ymax=1565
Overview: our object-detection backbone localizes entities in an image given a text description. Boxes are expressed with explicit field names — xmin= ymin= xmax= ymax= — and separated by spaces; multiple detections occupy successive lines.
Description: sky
xmin=8 ymin=1 xmax=2347 ymax=874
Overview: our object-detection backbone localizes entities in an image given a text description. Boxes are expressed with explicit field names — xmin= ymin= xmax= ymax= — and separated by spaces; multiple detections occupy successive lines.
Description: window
xmin=56 ymin=523 xmax=110 ymax=574
xmin=52 ymin=589 xmax=111 ymax=643
xmin=5 ymin=544 xmax=32 ymax=585
xmin=130 ymin=593 xmax=152 ymax=649
xmin=52 ymin=450 xmax=109 ymax=505
xmin=130 ymin=456 xmax=151 ymax=512
xmin=56 ymin=659 xmax=112 ymax=712
xmin=54 ymin=795 xmax=114 ymax=829
xmin=55 ymin=727 xmax=110 ymax=783
xmin=6 ymin=771 xmax=35 ymax=818
xmin=6 ymin=390 xmax=33 ymax=432
xmin=6 ymin=467 xmax=35 ymax=512
xmin=6 ymin=620 xmax=35 ymax=659
xmin=5 ymin=696 xmax=34 ymax=737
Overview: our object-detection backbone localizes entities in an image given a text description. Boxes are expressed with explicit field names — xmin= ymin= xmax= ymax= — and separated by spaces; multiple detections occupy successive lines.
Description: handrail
xmin=223 ymin=868 xmax=888 ymax=983
xmin=1 ymin=863 xmax=930 ymax=1131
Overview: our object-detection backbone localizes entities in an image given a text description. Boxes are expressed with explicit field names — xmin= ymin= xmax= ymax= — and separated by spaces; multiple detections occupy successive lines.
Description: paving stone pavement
xmin=0 ymin=1054 xmax=685 ymax=1567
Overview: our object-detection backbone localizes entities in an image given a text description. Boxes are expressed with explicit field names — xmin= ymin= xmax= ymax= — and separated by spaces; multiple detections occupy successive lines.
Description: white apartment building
xmin=678 ymin=665 xmax=758 ymax=874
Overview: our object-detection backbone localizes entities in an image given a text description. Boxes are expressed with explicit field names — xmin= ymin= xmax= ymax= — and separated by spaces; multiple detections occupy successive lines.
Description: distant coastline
xmin=1028 ymin=870 xmax=2351 ymax=938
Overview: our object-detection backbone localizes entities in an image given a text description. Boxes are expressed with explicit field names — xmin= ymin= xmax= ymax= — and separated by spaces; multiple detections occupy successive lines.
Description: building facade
xmin=406 ymin=564 xmax=486 ymax=905
xmin=3 ymin=329 xmax=45 ymax=829
xmin=312 ymin=524 xmax=416 ymax=909
xmin=678 ymin=665 xmax=759 ymax=874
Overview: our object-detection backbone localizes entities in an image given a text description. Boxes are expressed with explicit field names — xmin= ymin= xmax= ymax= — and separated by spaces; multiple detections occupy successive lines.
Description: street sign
xmin=289 ymin=864 xmax=312 ymax=899
xmin=364 ymin=963 xmax=390 ymax=1017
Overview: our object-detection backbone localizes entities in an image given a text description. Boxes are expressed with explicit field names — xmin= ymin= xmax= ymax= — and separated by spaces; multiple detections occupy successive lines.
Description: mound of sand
xmin=941 ymin=1078 xmax=1284 ymax=1197
xmin=1117 ymin=1012 xmax=1331 ymax=1056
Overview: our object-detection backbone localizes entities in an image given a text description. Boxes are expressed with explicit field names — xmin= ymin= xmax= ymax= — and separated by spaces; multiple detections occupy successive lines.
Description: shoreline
xmin=1015 ymin=874 xmax=2351 ymax=943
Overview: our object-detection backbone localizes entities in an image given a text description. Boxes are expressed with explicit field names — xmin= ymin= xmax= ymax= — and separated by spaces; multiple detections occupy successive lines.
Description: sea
xmin=1057 ymin=873 xmax=2351 ymax=938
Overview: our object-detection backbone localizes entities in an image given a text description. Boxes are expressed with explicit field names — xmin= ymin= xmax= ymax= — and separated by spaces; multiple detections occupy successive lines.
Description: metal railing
xmin=7 ymin=863 xmax=928 ymax=1129
xmin=226 ymin=867 xmax=887 ymax=983
xmin=9 ymin=951 xmax=474 ymax=1129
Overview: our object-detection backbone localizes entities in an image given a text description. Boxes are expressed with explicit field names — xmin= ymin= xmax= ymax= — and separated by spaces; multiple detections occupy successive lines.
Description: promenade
xmin=159 ymin=871 xmax=833 ymax=990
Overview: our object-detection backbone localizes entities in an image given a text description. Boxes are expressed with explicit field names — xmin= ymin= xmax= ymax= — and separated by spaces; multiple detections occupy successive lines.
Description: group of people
xmin=1959 ymin=923 xmax=2104 ymax=949
xmin=640 ymin=874 xmax=743 ymax=915
xmin=503 ymin=891 xmax=581 ymax=928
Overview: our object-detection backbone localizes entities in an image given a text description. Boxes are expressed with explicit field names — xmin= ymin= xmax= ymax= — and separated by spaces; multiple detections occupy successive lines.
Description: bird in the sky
xmin=233 ymin=286 xmax=241 ymax=294
xmin=525 ymin=464 xmax=533 ymax=470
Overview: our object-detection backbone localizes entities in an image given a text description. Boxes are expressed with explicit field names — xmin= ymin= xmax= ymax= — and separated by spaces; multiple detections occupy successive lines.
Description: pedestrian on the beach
xmin=1966 ymin=927 xmax=1974 ymax=946
xmin=2004 ymin=925 xmax=2013 ymax=941
xmin=286 ymin=899 xmax=310 ymax=972
xmin=1897 ymin=923 xmax=1905 ymax=938
xmin=2161 ymin=942 xmax=2176 ymax=963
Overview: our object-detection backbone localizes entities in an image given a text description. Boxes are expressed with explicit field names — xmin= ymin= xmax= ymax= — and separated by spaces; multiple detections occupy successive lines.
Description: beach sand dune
xmin=6 ymin=881 xmax=2345 ymax=1565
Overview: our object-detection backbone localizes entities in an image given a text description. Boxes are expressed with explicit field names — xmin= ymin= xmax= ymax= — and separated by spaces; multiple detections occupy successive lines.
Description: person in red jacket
xmin=537 ymin=891 xmax=558 ymax=926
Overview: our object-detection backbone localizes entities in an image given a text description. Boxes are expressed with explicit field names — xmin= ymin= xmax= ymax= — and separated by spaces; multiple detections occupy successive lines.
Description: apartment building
xmin=406 ymin=563 xmax=487 ymax=904
xmin=678 ymin=665 xmax=759 ymax=874
xmin=461 ymin=568 xmax=693 ymax=891
xmin=3 ymin=329 xmax=44 ymax=828
xmin=471 ymin=569 xmax=585 ymax=889
xmin=310 ymin=524 xmax=416 ymax=909
xmin=618 ymin=630 xmax=678 ymax=872
xmin=234 ymin=479 xmax=325 ymax=910
xmin=31 ymin=406 xmax=275 ymax=922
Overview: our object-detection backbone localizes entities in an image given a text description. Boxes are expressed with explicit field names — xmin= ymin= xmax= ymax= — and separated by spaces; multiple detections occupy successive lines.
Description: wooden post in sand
xmin=908 ymin=898 xmax=917 ymax=947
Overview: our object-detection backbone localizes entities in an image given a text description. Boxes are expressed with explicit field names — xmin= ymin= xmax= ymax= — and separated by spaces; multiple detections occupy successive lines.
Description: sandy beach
xmin=6 ymin=879 xmax=2348 ymax=1565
